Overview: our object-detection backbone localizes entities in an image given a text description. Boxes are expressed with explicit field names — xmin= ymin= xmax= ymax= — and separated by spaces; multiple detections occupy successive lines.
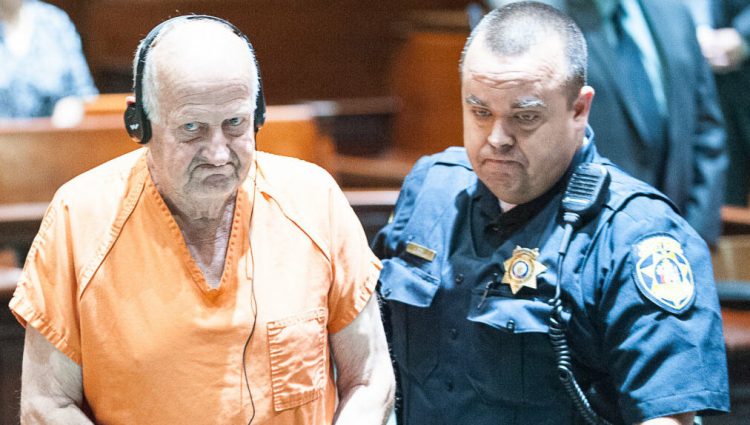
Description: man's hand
xmin=697 ymin=26 xmax=749 ymax=73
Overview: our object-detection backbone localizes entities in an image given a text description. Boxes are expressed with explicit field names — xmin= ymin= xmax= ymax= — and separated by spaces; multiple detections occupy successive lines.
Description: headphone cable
xmin=242 ymin=160 xmax=259 ymax=425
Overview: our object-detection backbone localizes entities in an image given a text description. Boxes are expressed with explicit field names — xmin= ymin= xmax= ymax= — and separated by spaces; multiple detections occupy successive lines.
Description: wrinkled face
xmin=147 ymin=77 xmax=255 ymax=206
xmin=461 ymin=37 xmax=592 ymax=205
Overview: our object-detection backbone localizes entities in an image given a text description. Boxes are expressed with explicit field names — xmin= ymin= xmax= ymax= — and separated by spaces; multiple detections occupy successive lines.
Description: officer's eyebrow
xmin=513 ymin=97 xmax=547 ymax=109
xmin=465 ymin=95 xmax=488 ymax=107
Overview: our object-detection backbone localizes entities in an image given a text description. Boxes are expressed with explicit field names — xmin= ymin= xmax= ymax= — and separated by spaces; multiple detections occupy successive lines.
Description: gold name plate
xmin=405 ymin=241 xmax=436 ymax=262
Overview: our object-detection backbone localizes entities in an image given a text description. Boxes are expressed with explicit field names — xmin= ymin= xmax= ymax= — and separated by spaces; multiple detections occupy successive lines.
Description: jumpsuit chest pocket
xmin=466 ymin=296 xmax=571 ymax=408
xmin=379 ymin=257 xmax=441 ymax=383
xmin=266 ymin=308 xmax=327 ymax=412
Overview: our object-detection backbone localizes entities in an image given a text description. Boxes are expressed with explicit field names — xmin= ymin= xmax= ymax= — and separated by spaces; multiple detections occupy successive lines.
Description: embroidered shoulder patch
xmin=631 ymin=234 xmax=696 ymax=314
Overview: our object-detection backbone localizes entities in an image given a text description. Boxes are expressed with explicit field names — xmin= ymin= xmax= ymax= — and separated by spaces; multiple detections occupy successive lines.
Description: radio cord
xmin=549 ymin=214 xmax=613 ymax=425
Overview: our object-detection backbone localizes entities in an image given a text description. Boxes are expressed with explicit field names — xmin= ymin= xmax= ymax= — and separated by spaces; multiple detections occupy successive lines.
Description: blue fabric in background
xmin=0 ymin=0 xmax=97 ymax=118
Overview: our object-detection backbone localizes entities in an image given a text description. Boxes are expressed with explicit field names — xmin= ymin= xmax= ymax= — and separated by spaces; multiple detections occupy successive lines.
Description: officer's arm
xmin=20 ymin=327 xmax=93 ymax=424
xmin=638 ymin=412 xmax=695 ymax=424
xmin=330 ymin=295 xmax=396 ymax=425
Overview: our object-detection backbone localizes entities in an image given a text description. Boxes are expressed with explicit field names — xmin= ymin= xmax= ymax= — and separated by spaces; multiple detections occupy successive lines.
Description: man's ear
xmin=573 ymin=86 xmax=594 ymax=123
xmin=126 ymin=96 xmax=136 ymax=107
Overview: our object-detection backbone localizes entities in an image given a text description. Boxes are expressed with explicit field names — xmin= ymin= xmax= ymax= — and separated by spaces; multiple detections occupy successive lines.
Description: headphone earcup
xmin=253 ymin=71 xmax=266 ymax=133
xmin=124 ymin=104 xmax=143 ymax=143
xmin=124 ymin=103 xmax=151 ymax=144
xmin=254 ymin=92 xmax=266 ymax=133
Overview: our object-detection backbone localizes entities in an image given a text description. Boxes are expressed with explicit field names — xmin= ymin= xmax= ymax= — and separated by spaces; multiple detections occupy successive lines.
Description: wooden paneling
xmin=257 ymin=104 xmax=335 ymax=171
xmin=389 ymin=30 xmax=467 ymax=157
xmin=44 ymin=0 xmax=474 ymax=101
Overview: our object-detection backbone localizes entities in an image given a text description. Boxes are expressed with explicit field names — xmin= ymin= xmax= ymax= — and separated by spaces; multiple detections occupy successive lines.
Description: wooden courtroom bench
xmin=84 ymin=93 xmax=130 ymax=115
xmin=722 ymin=205 xmax=750 ymax=234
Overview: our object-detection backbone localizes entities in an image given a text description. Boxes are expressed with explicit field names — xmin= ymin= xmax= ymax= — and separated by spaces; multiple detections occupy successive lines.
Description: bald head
xmin=135 ymin=18 xmax=260 ymax=124
xmin=460 ymin=1 xmax=587 ymax=104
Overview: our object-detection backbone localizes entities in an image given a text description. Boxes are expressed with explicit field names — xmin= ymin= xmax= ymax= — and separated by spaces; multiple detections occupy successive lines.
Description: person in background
xmin=0 ymin=0 xmax=97 ymax=122
xmin=565 ymin=0 xmax=727 ymax=246
xmin=687 ymin=0 xmax=750 ymax=205
xmin=374 ymin=2 xmax=729 ymax=424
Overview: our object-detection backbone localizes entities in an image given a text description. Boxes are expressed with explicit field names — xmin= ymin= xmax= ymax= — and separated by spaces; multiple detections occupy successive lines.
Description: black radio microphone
xmin=558 ymin=163 xmax=610 ymax=256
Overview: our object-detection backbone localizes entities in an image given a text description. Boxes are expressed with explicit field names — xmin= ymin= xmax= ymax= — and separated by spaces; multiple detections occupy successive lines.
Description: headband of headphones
xmin=124 ymin=15 xmax=267 ymax=144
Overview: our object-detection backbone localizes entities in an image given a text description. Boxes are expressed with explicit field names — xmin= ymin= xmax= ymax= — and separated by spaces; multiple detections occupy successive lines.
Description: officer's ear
xmin=572 ymin=85 xmax=594 ymax=124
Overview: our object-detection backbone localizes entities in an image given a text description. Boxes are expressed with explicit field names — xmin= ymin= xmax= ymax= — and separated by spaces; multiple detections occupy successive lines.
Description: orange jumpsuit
xmin=10 ymin=149 xmax=381 ymax=424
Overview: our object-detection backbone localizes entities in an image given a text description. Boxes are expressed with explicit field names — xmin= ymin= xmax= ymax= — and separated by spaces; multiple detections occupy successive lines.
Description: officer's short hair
xmin=460 ymin=1 xmax=587 ymax=105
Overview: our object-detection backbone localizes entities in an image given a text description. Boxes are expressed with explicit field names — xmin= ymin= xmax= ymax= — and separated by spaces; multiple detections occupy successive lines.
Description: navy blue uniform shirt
xmin=373 ymin=131 xmax=729 ymax=424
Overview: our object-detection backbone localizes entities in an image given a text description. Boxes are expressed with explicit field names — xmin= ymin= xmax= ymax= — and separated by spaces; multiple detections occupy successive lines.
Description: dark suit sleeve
xmin=683 ymin=18 xmax=728 ymax=245
xmin=731 ymin=3 xmax=750 ymax=39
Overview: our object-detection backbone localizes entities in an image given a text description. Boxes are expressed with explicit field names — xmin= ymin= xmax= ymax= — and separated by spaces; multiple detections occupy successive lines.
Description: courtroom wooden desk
xmin=0 ymin=115 xmax=137 ymax=203
xmin=83 ymin=93 xmax=129 ymax=116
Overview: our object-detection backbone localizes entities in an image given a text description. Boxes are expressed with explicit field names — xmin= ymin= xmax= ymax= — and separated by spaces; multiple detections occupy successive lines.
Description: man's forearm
xmin=21 ymin=328 xmax=92 ymax=425
xmin=21 ymin=401 xmax=93 ymax=425
xmin=638 ymin=412 xmax=695 ymax=425
xmin=329 ymin=296 xmax=396 ymax=425
xmin=333 ymin=379 xmax=395 ymax=425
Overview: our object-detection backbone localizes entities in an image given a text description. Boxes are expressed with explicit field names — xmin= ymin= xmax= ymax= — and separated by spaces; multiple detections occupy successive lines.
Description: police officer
xmin=373 ymin=2 xmax=730 ymax=424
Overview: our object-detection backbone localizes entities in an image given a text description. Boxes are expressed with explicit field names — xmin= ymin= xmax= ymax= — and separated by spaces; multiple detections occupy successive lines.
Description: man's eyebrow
xmin=465 ymin=95 xmax=488 ymax=107
xmin=513 ymin=97 xmax=547 ymax=109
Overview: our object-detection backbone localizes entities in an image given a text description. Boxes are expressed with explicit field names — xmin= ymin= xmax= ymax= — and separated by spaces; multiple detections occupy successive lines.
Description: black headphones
xmin=124 ymin=15 xmax=267 ymax=144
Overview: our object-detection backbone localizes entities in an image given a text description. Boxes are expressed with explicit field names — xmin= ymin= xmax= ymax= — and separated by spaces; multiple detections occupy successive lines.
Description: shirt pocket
xmin=379 ymin=257 xmax=440 ymax=308
xmin=267 ymin=307 xmax=327 ymax=412
xmin=378 ymin=257 xmax=440 ymax=383
xmin=465 ymin=295 xmax=570 ymax=408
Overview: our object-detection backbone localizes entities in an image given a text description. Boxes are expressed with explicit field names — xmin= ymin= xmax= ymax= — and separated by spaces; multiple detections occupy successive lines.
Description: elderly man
xmin=374 ymin=2 xmax=728 ymax=424
xmin=10 ymin=16 xmax=394 ymax=424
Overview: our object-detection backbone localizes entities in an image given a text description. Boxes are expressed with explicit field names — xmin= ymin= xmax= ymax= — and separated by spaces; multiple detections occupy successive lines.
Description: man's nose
xmin=203 ymin=130 xmax=232 ymax=165
xmin=487 ymin=120 xmax=514 ymax=149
